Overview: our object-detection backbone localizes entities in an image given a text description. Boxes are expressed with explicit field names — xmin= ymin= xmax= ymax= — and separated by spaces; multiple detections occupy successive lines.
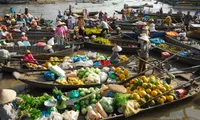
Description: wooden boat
xmin=119 ymin=22 xmax=184 ymax=30
xmin=84 ymin=40 xmax=139 ymax=54
xmin=12 ymin=31 xmax=54 ymax=40
xmin=0 ymin=0 xmax=28 ymax=4
xmin=187 ymin=31 xmax=200 ymax=40
xmin=164 ymin=35 xmax=200 ymax=50
xmin=96 ymin=73 xmax=200 ymax=119
xmin=173 ymin=5 xmax=200 ymax=10
xmin=124 ymin=4 xmax=144 ymax=9
xmin=73 ymin=12 xmax=98 ymax=16
xmin=13 ymin=58 xmax=134 ymax=89
xmin=152 ymin=41 xmax=200 ymax=65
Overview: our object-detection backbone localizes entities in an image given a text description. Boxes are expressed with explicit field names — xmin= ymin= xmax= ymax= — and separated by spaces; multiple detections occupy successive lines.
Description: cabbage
xmin=100 ymin=97 xmax=114 ymax=113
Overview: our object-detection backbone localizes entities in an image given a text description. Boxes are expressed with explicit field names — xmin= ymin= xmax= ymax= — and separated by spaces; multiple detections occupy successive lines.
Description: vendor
xmin=100 ymin=19 xmax=110 ymax=37
xmin=23 ymin=50 xmax=38 ymax=64
xmin=110 ymin=45 xmax=122 ymax=64
xmin=55 ymin=21 xmax=66 ymax=45
xmin=67 ymin=15 xmax=73 ymax=29
xmin=21 ymin=23 xmax=29 ymax=32
xmin=163 ymin=16 xmax=172 ymax=26
xmin=77 ymin=16 xmax=85 ymax=37
xmin=178 ymin=30 xmax=188 ymax=41
xmin=0 ymin=89 xmax=17 ymax=120
xmin=0 ymin=25 xmax=13 ymax=40
xmin=138 ymin=33 xmax=151 ymax=73
xmin=44 ymin=45 xmax=54 ymax=53
xmin=148 ymin=19 xmax=156 ymax=33
xmin=21 ymin=32 xmax=28 ymax=41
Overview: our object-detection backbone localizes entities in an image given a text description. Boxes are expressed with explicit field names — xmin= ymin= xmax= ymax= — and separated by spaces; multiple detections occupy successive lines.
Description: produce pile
xmin=85 ymin=28 xmax=107 ymax=35
xmin=92 ymin=37 xmax=113 ymax=45
xmin=157 ymin=43 xmax=182 ymax=53
xmin=16 ymin=94 xmax=51 ymax=120
xmin=126 ymin=75 xmax=176 ymax=106
xmin=56 ymin=66 xmax=131 ymax=85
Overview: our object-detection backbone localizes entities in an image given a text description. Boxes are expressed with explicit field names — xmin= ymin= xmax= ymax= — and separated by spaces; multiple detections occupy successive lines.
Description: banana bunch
xmin=93 ymin=37 xmax=112 ymax=45
xmin=85 ymin=28 xmax=103 ymax=35
xmin=120 ymin=55 xmax=129 ymax=62
xmin=67 ymin=77 xmax=84 ymax=85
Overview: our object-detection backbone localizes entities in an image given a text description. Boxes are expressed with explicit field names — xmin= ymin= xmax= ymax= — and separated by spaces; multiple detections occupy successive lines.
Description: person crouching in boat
xmin=163 ymin=16 xmax=172 ymax=26
xmin=148 ymin=19 xmax=156 ymax=33
xmin=44 ymin=45 xmax=54 ymax=53
xmin=23 ymin=50 xmax=38 ymax=64
xmin=138 ymin=33 xmax=151 ymax=73
xmin=110 ymin=45 xmax=122 ymax=64
xmin=0 ymin=89 xmax=30 ymax=120
xmin=21 ymin=32 xmax=28 ymax=41
xmin=178 ymin=30 xmax=188 ymax=41
xmin=0 ymin=25 xmax=13 ymax=40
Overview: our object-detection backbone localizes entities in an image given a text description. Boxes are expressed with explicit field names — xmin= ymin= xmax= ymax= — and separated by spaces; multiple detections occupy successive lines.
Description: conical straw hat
xmin=0 ymin=89 xmax=16 ymax=104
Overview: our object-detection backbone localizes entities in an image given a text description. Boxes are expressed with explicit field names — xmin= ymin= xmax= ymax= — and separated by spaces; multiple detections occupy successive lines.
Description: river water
xmin=0 ymin=0 xmax=199 ymax=119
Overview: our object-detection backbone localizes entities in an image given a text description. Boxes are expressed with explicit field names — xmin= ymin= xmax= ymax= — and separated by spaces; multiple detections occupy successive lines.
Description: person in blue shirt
xmin=9 ymin=6 xmax=14 ymax=14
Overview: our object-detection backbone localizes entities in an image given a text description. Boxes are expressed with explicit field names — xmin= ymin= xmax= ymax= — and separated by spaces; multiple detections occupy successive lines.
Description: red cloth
xmin=23 ymin=53 xmax=38 ymax=64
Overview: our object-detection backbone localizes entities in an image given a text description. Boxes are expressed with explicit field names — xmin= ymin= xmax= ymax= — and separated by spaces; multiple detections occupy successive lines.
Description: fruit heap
xmin=48 ymin=57 xmax=63 ymax=65
xmin=77 ymin=87 xmax=102 ymax=114
xmin=112 ymin=67 xmax=130 ymax=81
xmin=157 ymin=43 xmax=182 ymax=53
xmin=120 ymin=55 xmax=129 ymax=62
xmin=126 ymin=75 xmax=176 ymax=106
xmin=56 ymin=77 xmax=84 ymax=85
xmin=85 ymin=28 xmax=105 ymax=35
xmin=93 ymin=37 xmax=112 ymax=45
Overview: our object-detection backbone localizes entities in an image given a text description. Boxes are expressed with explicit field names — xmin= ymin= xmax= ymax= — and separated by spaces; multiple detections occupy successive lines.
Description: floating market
xmin=0 ymin=0 xmax=200 ymax=120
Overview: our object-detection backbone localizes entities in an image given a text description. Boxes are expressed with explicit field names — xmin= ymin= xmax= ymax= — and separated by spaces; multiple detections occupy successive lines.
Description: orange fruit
xmin=167 ymin=95 xmax=174 ymax=102
xmin=151 ymin=90 xmax=158 ymax=97
xmin=146 ymin=88 xmax=152 ymax=94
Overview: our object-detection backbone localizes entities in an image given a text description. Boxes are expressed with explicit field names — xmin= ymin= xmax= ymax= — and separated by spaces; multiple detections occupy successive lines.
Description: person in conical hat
xmin=44 ymin=44 xmax=54 ymax=53
xmin=138 ymin=33 xmax=151 ymax=73
xmin=23 ymin=50 xmax=38 ymax=64
xmin=0 ymin=89 xmax=17 ymax=119
xmin=110 ymin=44 xmax=122 ymax=64
xmin=55 ymin=21 xmax=66 ymax=45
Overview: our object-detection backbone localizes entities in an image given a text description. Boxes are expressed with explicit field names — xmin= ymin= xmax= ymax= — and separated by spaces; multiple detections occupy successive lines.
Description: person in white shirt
xmin=100 ymin=19 xmax=109 ymax=37
xmin=148 ymin=18 xmax=156 ymax=33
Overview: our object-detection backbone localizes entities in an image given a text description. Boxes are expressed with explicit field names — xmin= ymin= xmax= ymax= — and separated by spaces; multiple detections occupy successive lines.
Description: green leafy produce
xmin=100 ymin=97 xmax=114 ymax=113
xmin=17 ymin=93 xmax=51 ymax=120
xmin=114 ymin=93 xmax=131 ymax=108
xmin=53 ymin=87 xmax=63 ymax=97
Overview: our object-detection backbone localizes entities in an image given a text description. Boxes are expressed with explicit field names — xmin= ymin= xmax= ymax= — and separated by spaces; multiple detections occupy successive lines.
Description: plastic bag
xmin=44 ymin=71 xmax=56 ymax=81
xmin=23 ymin=41 xmax=31 ymax=46
xmin=102 ymin=67 xmax=110 ymax=73
xmin=17 ymin=41 xmax=24 ymax=46
xmin=124 ymin=100 xmax=140 ymax=117
xmin=100 ymin=97 xmax=114 ymax=113
xmin=48 ymin=37 xmax=55 ymax=46
xmin=93 ymin=61 xmax=101 ymax=66
xmin=99 ymin=72 xmax=108 ymax=82
xmin=74 ymin=60 xmax=93 ymax=67
xmin=87 ymin=51 xmax=97 ymax=59
xmin=48 ymin=112 xmax=63 ymax=120
xmin=59 ymin=62 xmax=73 ymax=70
xmin=62 ymin=110 xmax=79 ymax=120
xmin=87 ymin=73 xmax=101 ymax=84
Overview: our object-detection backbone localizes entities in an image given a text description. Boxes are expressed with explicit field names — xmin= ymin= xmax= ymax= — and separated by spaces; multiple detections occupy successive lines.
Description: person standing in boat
xmin=110 ymin=45 xmax=122 ymax=64
xmin=23 ymin=50 xmax=38 ymax=64
xmin=44 ymin=45 xmax=54 ymax=53
xmin=138 ymin=33 xmax=151 ymax=73
xmin=103 ymin=12 xmax=108 ymax=21
xmin=100 ymin=19 xmax=110 ymax=37
xmin=55 ymin=21 xmax=66 ymax=45
xmin=99 ymin=10 xmax=104 ymax=20
xmin=21 ymin=23 xmax=29 ymax=32
xmin=149 ymin=18 xmax=156 ymax=33
xmin=77 ymin=16 xmax=85 ymax=37
xmin=184 ymin=11 xmax=193 ymax=31
xmin=67 ymin=15 xmax=73 ymax=29
xmin=9 ymin=6 xmax=15 ymax=15
xmin=159 ymin=7 xmax=163 ymax=14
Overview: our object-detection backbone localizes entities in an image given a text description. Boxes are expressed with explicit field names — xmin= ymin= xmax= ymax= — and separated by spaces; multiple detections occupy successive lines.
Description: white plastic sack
xmin=48 ymin=112 xmax=63 ymax=120
xmin=63 ymin=56 xmax=73 ymax=62
xmin=62 ymin=110 xmax=79 ymax=120
xmin=0 ymin=49 xmax=10 ymax=59
xmin=59 ymin=62 xmax=73 ymax=70
xmin=17 ymin=41 xmax=24 ymax=46
xmin=99 ymin=72 xmax=108 ymax=82
xmin=74 ymin=60 xmax=93 ymax=67
xmin=87 ymin=51 xmax=97 ymax=59
xmin=48 ymin=37 xmax=55 ymax=46
xmin=102 ymin=67 xmax=110 ymax=73
xmin=6 ymin=42 xmax=14 ymax=47
xmin=87 ymin=73 xmax=101 ymax=84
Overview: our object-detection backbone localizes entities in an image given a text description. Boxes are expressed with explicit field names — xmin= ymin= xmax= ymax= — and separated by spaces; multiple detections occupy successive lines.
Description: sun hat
xmin=21 ymin=32 xmax=26 ymax=36
xmin=0 ymin=89 xmax=16 ymax=104
xmin=112 ymin=45 xmax=122 ymax=52
xmin=56 ymin=21 xmax=65 ymax=26
xmin=1 ymin=25 xmax=7 ymax=30
xmin=26 ymin=50 xmax=31 ymax=53
xmin=44 ymin=44 xmax=52 ymax=50
xmin=139 ymin=34 xmax=150 ymax=42
xmin=5 ymin=14 xmax=10 ymax=17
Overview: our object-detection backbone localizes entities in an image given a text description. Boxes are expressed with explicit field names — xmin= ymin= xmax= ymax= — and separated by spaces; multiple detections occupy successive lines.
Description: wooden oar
xmin=120 ymin=52 xmax=180 ymax=84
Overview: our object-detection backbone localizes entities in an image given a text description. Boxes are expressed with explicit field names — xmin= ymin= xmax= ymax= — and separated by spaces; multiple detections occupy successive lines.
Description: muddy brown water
xmin=0 ymin=0 xmax=199 ymax=119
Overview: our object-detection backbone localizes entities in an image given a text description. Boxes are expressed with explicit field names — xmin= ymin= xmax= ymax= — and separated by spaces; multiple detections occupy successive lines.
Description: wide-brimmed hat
xmin=112 ymin=45 xmax=122 ymax=52
xmin=44 ymin=45 xmax=52 ymax=50
xmin=26 ymin=50 xmax=31 ymax=53
xmin=56 ymin=21 xmax=65 ymax=26
xmin=5 ymin=14 xmax=10 ymax=17
xmin=21 ymin=32 xmax=26 ymax=36
xmin=17 ymin=13 xmax=21 ymax=16
xmin=0 ymin=89 xmax=16 ymax=104
xmin=139 ymin=34 xmax=150 ymax=42
xmin=148 ymin=18 xmax=154 ymax=22
xmin=1 ymin=25 xmax=7 ymax=30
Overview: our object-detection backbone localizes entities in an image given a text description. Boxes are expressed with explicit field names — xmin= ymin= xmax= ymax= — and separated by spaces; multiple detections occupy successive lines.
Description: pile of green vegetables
xmin=16 ymin=93 xmax=51 ymax=120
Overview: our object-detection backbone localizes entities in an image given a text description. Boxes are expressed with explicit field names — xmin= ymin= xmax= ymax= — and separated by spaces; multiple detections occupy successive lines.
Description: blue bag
xmin=44 ymin=71 xmax=56 ymax=81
